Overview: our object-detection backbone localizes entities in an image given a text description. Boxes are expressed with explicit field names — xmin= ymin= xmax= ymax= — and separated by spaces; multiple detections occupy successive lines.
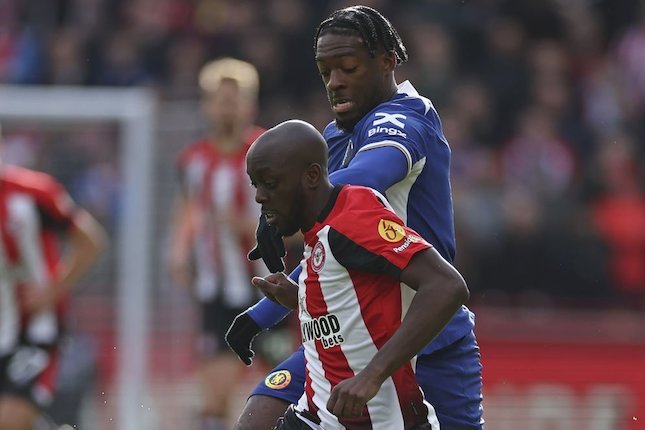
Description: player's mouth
xmin=331 ymin=97 xmax=355 ymax=114
xmin=263 ymin=210 xmax=278 ymax=225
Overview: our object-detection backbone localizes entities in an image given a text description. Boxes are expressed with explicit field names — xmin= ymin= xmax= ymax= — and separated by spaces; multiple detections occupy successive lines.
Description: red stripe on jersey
xmin=37 ymin=346 xmax=61 ymax=394
xmin=349 ymin=270 xmax=428 ymax=429
xmin=346 ymin=268 xmax=429 ymax=428
xmin=390 ymin=363 xmax=430 ymax=428
xmin=305 ymin=259 xmax=374 ymax=429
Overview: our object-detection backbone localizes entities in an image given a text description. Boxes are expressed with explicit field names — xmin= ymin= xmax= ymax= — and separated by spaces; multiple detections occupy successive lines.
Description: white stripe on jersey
xmin=211 ymin=162 xmax=256 ymax=307
xmin=7 ymin=194 xmax=58 ymax=344
xmin=385 ymin=157 xmax=426 ymax=225
xmin=357 ymin=140 xmax=413 ymax=175
xmin=0 ymin=238 xmax=19 ymax=355
xmin=398 ymin=80 xmax=434 ymax=115
xmin=296 ymin=255 xmax=343 ymax=429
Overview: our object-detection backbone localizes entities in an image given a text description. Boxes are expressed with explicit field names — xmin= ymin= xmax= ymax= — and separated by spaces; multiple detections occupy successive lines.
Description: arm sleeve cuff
xmin=246 ymin=265 xmax=302 ymax=329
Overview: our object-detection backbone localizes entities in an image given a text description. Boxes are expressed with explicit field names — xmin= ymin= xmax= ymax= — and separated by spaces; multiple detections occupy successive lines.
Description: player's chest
xmin=327 ymin=133 xmax=360 ymax=171
xmin=0 ymin=191 xmax=42 ymax=261
xmin=184 ymin=157 xmax=249 ymax=208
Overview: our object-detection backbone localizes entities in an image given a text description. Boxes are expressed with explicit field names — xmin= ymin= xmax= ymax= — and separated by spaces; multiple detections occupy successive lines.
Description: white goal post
xmin=0 ymin=85 xmax=156 ymax=430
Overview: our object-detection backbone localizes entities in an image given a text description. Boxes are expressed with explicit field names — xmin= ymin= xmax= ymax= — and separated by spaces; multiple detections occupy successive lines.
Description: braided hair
xmin=314 ymin=5 xmax=408 ymax=65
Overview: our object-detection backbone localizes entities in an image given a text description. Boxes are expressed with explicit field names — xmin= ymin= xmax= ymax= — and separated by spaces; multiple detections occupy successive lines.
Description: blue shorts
xmin=251 ymin=330 xmax=484 ymax=429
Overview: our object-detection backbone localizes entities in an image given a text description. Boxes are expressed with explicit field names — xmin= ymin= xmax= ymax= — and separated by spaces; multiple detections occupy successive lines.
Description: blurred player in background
xmin=0 ymin=124 xmax=106 ymax=430
xmin=167 ymin=58 xmax=267 ymax=430
xmin=227 ymin=6 xmax=484 ymax=429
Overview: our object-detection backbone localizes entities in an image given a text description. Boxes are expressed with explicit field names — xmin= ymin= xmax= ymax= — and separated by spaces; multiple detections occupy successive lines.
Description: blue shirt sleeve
xmin=247 ymin=265 xmax=302 ymax=329
xmin=329 ymin=145 xmax=409 ymax=193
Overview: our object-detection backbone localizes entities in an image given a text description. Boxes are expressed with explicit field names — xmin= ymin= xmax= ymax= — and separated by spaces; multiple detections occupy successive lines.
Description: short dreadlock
xmin=314 ymin=5 xmax=408 ymax=65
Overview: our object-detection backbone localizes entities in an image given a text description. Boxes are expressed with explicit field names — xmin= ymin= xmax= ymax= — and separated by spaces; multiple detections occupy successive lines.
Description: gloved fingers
xmin=248 ymin=245 xmax=262 ymax=261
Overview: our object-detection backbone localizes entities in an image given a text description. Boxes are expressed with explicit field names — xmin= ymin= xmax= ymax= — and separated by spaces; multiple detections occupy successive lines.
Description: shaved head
xmin=247 ymin=120 xmax=333 ymax=235
xmin=247 ymin=120 xmax=328 ymax=172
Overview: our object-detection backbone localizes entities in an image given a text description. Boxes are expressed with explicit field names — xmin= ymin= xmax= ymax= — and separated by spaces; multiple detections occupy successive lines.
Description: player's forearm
xmin=246 ymin=265 xmax=302 ymax=329
xmin=169 ymin=198 xmax=196 ymax=257
xmin=362 ymin=276 xmax=468 ymax=385
xmin=54 ymin=211 xmax=107 ymax=295
xmin=329 ymin=146 xmax=408 ymax=193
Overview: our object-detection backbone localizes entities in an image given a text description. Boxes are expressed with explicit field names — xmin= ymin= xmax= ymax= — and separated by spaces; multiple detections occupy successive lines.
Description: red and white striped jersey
xmin=176 ymin=127 xmax=265 ymax=306
xmin=296 ymin=185 xmax=438 ymax=429
xmin=0 ymin=165 xmax=77 ymax=356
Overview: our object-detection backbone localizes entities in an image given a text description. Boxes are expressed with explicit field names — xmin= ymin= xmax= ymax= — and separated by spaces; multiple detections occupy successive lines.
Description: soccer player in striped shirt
xmin=227 ymin=6 xmax=484 ymax=429
xmin=0 ymin=126 xmax=106 ymax=430
xmin=246 ymin=120 xmax=469 ymax=429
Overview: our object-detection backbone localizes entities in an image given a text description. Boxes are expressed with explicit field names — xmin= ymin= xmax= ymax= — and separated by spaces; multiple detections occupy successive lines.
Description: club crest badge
xmin=311 ymin=241 xmax=326 ymax=273
xmin=265 ymin=370 xmax=292 ymax=390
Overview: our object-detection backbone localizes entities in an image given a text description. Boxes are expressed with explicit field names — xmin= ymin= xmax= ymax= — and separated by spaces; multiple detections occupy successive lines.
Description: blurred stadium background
xmin=1 ymin=0 xmax=644 ymax=429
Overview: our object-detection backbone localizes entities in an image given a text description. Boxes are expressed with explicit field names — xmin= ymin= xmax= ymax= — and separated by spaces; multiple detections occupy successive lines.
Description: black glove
xmin=225 ymin=311 xmax=262 ymax=365
xmin=248 ymin=213 xmax=286 ymax=273
xmin=274 ymin=404 xmax=321 ymax=430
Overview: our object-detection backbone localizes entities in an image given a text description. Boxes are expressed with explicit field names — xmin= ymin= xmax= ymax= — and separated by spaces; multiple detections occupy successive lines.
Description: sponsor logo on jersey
xmin=367 ymin=112 xmax=408 ymax=138
xmin=373 ymin=112 xmax=407 ymax=128
xmin=311 ymin=241 xmax=326 ymax=273
xmin=367 ymin=126 xmax=407 ymax=138
xmin=378 ymin=219 xmax=406 ymax=243
xmin=301 ymin=314 xmax=345 ymax=349
xmin=265 ymin=370 xmax=292 ymax=389
xmin=393 ymin=234 xmax=423 ymax=253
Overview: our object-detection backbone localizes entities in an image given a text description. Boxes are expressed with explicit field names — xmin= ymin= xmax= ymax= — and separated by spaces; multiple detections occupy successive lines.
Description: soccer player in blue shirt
xmin=226 ymin=6 xmax=484 ymax=429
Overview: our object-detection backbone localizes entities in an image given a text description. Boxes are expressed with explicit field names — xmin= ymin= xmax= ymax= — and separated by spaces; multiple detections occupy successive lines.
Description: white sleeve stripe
xmin=356 ymin=140 xmax=413 ymax=175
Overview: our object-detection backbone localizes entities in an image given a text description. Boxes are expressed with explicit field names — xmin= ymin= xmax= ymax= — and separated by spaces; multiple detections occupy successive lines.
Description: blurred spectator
xmin=588 ymin=132 xmax=645 ymax=297
xmin=614 ymin=2 xmax=645 ymax=121
xmin=93 ymin=28 xmax=150 ymax=86
xmin=499 ymin=105 xmax=578 ymax=200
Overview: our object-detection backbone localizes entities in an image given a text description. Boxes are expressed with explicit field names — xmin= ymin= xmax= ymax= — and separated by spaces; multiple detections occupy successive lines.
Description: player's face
xmin=201 ymin=80 xmax=255 ymax=130
xmin=247 ymin=154 xmax=306 ymax=237
xmin=316 ymin=33 xmax=394 ymax=131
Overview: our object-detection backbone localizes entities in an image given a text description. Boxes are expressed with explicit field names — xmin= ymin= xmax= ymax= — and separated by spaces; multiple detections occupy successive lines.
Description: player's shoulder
xmin=177 ymin=137 xmax=210 ymax=162
xmin=358 ymin=96 xmax=438 ymax=142
xmin=331 ymin=185 xmax=391 ymax=220
xmin=322 ymin=121 xmax=344 ymax=140
xmin=1 ymin=165 xmax=62 ymax=194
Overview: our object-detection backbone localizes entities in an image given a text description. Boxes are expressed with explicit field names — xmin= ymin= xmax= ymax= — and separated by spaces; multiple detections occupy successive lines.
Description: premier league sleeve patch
xmin=378 ymin=219 xmax=406 ymax=243
xmin=265 ymin=370 xmax=292 ymax=390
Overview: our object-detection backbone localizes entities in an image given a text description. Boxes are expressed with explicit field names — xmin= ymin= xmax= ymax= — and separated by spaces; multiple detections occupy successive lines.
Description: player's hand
xmin=248 ymin=214 xmax=286 ymax=273
xmin=251 ymin=273 xmax=299 ymax=309
xmin=168 ymin=254 xmax=192 ymax=289
xmin=327 ymin=370 xmax=382 ymax=418
xmin=225 ymin=311 xmax=262 ymax=366
xmin=22 ymin=285 xmax=59 ymax=315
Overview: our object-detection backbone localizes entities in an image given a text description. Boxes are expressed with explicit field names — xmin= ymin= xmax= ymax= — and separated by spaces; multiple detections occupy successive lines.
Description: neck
xmin=302 ymin=181 xmax=335 ymax=232
xmin=209 ymin=125 xmax=244 ymax=153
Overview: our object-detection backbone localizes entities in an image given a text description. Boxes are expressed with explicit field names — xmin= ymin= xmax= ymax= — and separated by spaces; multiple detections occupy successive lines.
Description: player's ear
xmin=303 ymin=163 xmax=322 ymax=188
xmin=380 ymin=51 xmax=396 ymax=73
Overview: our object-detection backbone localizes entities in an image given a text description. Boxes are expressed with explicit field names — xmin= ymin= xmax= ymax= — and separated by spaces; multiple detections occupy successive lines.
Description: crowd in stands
xmin=1 ymin=0 xmax=643 ymax=307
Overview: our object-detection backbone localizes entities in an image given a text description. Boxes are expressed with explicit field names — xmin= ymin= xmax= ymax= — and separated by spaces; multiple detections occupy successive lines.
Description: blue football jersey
xmin=323 ymin=81 xmax=474 ymax=354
